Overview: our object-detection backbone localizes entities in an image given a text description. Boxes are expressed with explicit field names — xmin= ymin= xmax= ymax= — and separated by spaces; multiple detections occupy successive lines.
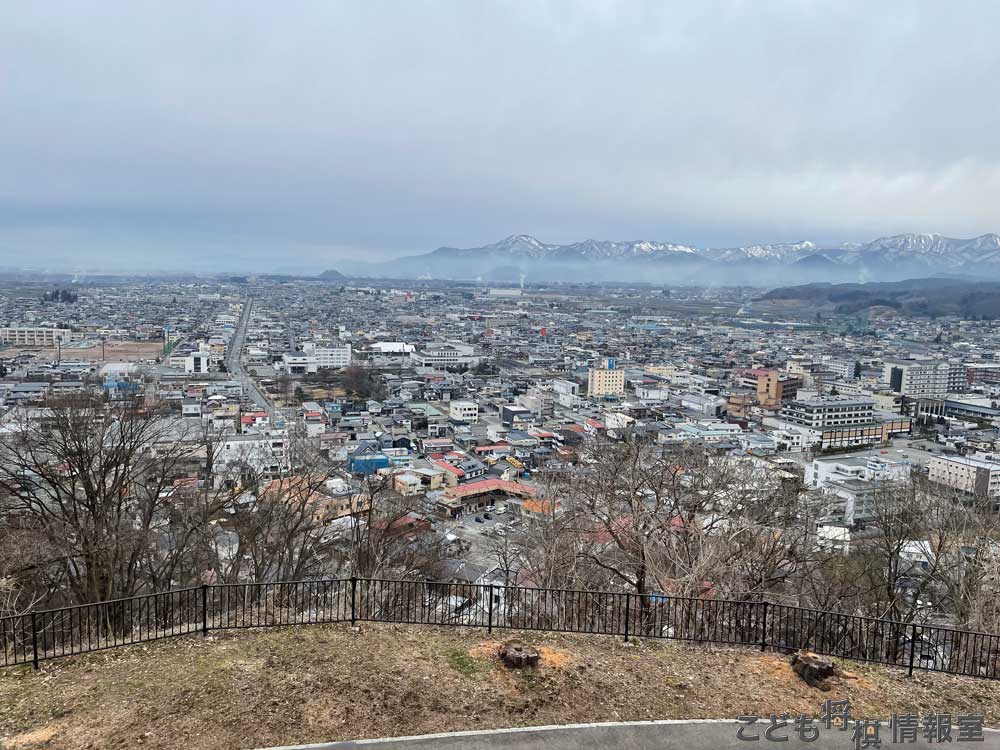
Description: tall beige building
xmin=928 ymin=455 xmax=1000 ymax=499
xmin=588 ymin=358 xmax=624 ymax=397
xmin=0 ymin=327 xmax=78 ymax=347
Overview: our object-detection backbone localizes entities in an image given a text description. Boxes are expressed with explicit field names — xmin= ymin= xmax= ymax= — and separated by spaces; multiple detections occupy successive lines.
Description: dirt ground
xmin=2 ymin=341 xmax=164 ymax=363
xmin=1 ymin=623 xmax=998 ymax=750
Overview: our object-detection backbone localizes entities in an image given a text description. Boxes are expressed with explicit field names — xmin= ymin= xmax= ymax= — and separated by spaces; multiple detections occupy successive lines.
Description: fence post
xmin=907 ymin=623 xmax=918 ymax=677
xmin=759 ymin=601 xmax=769 ymax=652
xmin=624 ymin=593 xmax=631 ymax=642
xmin=201 ymin=585 xmax=209 ymax=636
xmin=350 ymin=576 xmax=357 ymax=626
xmin=487 ymin=584 xmax=494 ymax=634
xmin=30 ymin=611 xmax=39 ymax=671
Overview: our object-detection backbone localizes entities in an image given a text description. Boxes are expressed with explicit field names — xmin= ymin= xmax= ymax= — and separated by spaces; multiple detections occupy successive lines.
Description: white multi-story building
xmin=803 ymin=454 xmax=917 ymax=527
xmin=410 ymin=343 xmax=481 ymax=368
xmin=280 ymin=353 xmax=312 ymax=375
xmin=215 ymin=430 xmax=291 ymax=482
xmin=769 ymin=425 xmax=811 ymax=453
xmin=767 ymin=397 xmax=911 ymax=450
xmin=883 ymin=359 xmax=951 ymax=398
xmin=928 ymin=454 xmax=1000 ymax=499
xmin=185 ymin=351 xmax=212 ymax=374
xmin=518 ymin=386 xmax=554 ymax=417
xmin=824 ymin=359 xmax=856 ymax=380
xmin=303 ymin=342 xmax=352 ymax=369
xmin=552 ymin=378 xmax=581 ymax=408
xmin=278 ymin=344 xmax=352 ymax=374
xmin=449 ymin=400 xmax=479 ymax=423
xmin=948 ymin=362 xmax=969 ymax=393
xmin=807 ymin=455 xmax=911 ymax=489
xmin=780 ymin=396 xmax=876 ymax=429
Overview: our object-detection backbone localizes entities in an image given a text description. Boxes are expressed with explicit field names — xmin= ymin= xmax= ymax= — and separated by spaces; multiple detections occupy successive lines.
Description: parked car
xmin=474 ymin=516 xmax=484 ymax=523
xmin=484 ymin=505 xmax=495 ymax=512
xmin=483 ymin=512 xmax=492 ymax=520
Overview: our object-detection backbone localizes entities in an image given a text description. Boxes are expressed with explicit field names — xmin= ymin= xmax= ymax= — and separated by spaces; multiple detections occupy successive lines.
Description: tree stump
xmin=499 ymin=640 xmax=540 ymax=668
xmin=790 ymin=650 xmax=838 ymax=689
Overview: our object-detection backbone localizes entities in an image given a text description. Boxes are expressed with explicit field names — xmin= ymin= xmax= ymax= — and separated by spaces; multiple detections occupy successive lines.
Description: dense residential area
xmin=7 ymin=3 xmax=1000 ymax=748
xmin=2 ymin=276 xmax=1000 ymax=659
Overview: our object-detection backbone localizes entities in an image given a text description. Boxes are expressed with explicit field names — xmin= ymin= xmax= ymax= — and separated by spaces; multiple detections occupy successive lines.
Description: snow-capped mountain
xmin=701 ymin=241 xmax=817 ymax=262
xmin=428 ymin=235 xmax=702 ymax=261
xmin=335 ymin=233 xmax=1000 ymax=284
xmin=844 ymin=233 xmax=1000 ymax=268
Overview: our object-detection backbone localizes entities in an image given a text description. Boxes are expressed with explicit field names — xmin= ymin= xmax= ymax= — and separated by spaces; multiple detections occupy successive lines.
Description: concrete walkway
xmin=259 ymin=719 xmax=1000 ymax=750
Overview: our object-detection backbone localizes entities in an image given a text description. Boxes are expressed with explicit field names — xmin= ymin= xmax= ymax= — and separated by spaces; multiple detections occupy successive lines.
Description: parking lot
xmin=446 ymin=504 xmax=521 ymax=546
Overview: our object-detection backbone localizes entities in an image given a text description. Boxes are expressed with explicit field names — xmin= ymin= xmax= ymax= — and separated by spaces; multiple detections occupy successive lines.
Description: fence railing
xmin=3 ymin=578 xmax=1000 ymax=680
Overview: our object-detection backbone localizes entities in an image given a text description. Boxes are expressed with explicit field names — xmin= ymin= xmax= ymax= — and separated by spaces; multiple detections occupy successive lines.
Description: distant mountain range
xmin=327 ymin=232 xmax=1000 ymax=285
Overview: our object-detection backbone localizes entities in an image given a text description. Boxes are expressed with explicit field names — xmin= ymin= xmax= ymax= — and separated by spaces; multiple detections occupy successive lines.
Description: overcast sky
xmin=2 ymin=1 xmax=1000 ymax=272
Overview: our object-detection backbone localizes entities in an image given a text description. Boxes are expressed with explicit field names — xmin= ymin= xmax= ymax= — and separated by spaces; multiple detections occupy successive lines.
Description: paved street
xmin=260 ymin=721 xmax=1000 ymax=750
xmin=227 ymin=297 xmax=277 ymax=421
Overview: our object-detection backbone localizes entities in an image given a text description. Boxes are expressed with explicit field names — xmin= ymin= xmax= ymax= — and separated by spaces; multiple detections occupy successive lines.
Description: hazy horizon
xmin=3 ymin=2 xmax=1000 ymax=273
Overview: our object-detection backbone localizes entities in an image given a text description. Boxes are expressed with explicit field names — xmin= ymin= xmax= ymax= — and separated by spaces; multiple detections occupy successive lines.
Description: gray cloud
xmin=2 ymin=1 xmax=999 ymax=272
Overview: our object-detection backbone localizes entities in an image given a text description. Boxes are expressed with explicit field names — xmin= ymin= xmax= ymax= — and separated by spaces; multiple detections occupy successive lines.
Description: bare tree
xmin=483 ymin=527 xmax=520 ymax=585
xmin=0 ymin=398 xmax=233 ymax=606
xmin=213 ymin=473 xmax=335 ymax=583
xmin=0 ymin=523 xmax=50 ymax=618
xmin=844 ymin=475 xmax=999 ymax=627
xmin=199 ymin=420 xmax=342 ymax=584
xmin=570 ymin=439 xmax=764 ymax=601
xmin=335 ymin=475 xmax=443 ymax=579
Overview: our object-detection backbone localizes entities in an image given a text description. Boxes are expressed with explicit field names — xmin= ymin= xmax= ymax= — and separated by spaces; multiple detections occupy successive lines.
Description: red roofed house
xmin=436 ymin=479 xmax=537 ymax=518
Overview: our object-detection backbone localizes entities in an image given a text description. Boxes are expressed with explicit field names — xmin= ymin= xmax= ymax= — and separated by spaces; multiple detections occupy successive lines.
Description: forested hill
xmin=758 ymin=278 xmax=1000 ymax=319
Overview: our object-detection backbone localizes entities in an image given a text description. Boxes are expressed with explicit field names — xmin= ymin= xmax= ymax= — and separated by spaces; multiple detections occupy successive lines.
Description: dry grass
xmin=2 ymin=623 xmax=998 ymax=750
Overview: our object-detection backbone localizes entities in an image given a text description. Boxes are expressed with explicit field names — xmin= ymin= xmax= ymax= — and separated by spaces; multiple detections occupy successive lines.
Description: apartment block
xmin=928 ymin=454 xmax=1000 ymax=499
xmin=884 ymin=359 xmax=950 ymax=398
xmin=780 ymin=396 xmax=875 ymax=429
xmin=588 ymin=358 xmax=625 ymax=397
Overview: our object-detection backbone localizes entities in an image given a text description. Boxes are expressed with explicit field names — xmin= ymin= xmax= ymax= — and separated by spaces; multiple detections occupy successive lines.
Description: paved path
xmin=259 ymin=720 xmax=1000 ymax=750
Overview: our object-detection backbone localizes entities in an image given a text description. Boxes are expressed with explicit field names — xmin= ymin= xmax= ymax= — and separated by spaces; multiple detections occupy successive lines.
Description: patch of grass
xmin=445 ymin=648 xmax=490 ymax=678
xmin=512 ymin=667 xmax=541 ymax=690
xmin=6 ymin=624 xmax=1000 ymax=750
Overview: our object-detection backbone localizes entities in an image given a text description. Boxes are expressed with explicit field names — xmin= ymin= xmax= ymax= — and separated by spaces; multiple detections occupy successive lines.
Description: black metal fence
xmin=3 ymin=578 xmax=999 ymax=679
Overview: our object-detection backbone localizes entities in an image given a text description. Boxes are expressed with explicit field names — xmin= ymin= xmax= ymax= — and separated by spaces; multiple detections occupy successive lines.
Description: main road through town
xmin=227 ymin=297 xmax=277 ymax=421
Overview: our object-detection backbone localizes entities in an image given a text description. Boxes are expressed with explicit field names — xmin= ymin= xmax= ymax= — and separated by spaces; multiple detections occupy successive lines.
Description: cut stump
xmin=499 ymin=640 xmax=540 ymax=669
xmin=790 ymin=650 xmax=838 ymax=689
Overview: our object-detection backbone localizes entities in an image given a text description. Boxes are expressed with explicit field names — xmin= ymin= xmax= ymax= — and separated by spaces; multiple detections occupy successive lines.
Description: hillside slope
xmin=2 ymin=623 xmax=998 ymax=750
xmin=758 ymin=278 xmax=1000 ymax=319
